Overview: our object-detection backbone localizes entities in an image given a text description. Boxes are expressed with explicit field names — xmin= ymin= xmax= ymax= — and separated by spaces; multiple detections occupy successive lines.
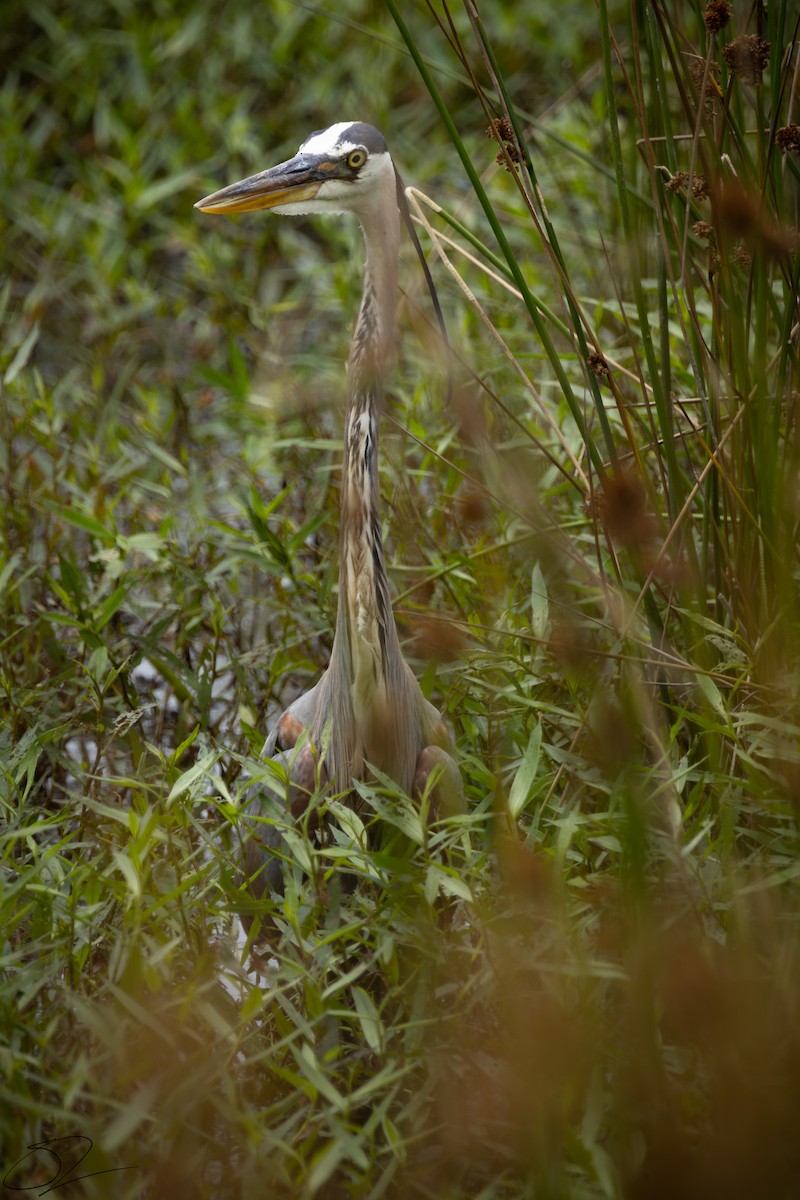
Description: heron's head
xmin=195 ymin=122 xmax=395 ymax=220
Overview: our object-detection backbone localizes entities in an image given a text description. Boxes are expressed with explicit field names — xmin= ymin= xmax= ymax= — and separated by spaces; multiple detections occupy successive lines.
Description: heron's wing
xmin=262 ymin=678 xmax=323 ymax=758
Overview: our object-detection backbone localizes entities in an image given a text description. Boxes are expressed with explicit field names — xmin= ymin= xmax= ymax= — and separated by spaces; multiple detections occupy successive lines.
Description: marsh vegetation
xmin=2 ymin=1 xmax=799 ymax=1195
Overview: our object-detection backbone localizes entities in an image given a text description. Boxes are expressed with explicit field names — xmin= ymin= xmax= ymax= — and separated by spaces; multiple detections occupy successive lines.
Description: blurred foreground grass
xmin=2 ymin=0 xmax=799 ymax=1196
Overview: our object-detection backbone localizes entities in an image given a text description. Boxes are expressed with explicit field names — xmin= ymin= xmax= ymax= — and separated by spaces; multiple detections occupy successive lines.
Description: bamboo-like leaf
xmin=352 ymin=986 xmax=383 ymax=1054
xmin=166 ymin=749 xmax=219 ymax=803
xmin=508 ymin=723 xmax=542 ymax=819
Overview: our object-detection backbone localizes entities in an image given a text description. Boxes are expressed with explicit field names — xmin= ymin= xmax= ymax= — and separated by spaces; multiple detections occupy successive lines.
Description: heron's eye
xmin=347 ymin=149 xmax=367 ymax=170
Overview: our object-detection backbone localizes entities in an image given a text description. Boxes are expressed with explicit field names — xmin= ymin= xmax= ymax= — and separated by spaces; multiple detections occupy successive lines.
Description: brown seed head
xmin=587 ymin=351 xmax=610 ymax=379
xmin=496 ymin=147 xmax=520 ymax=171
xmin=776 ymin=125 xmax=800 ymax=154
xmin=665 ymin=170 xmax=708 ymax=199
xmin=583 ymin=492 xmax=605 ymax=522
xmin=666 ymin=170 xmax=688 ymax=193
xmin=732 ymin=243 xmax=752 ymax=269
xmin=692 ymin=220 xmax=714 ymax=241
xmin=486 ymin=115 xmax=521 ymax=170
xmin=485 ymin=116 xmax=515 ymax=143
xmin=722 ymin=35 xmax=770 ymax=86
xmin=704 ymin=0 xmax=731 ymax=33
xmin=689 ymin=57 xmax=719 ymax=114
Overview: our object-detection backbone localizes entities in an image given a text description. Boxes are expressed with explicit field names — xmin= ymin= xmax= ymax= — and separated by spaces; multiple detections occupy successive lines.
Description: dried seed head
xmin=723 ymin=35 xmax=770 ymax=86
xmin=665 ymin=170 xmax=708 ymax=199
xmin=587 ymin=351 xmax=610 ymax=379
xmin=692 ymin=220 xmax=715 ymax=241
xmin=583 ymin=492 xmax=605 ymax=522
xmin=485 ymin=116 xmax=515 ymax=143
xmin=704 ymin=0 xmax=732 ymax=33
xmin=487 ymin=115 xmax=521 ymax=170
xmin=732 ymin=244 xmax=752 ymax=269
xmin=496 ymin=148 xmax=520 ymax=172
xmin=666 ymin=170 xmax=689 ymax=193
xmin=776 ymin=125 xmax=800 ymax=154
xmin=689 ymin=57 xmax=719 ymax=114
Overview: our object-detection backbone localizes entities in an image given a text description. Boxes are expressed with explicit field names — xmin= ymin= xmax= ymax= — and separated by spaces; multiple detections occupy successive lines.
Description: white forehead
xmin=299 ymin=123 xmax=383 ymax=159
xmin=300 ymin=123 xmax=355 ymax=156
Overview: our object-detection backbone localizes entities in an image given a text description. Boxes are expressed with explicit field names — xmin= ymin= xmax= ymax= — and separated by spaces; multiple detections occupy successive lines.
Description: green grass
xmin=2 ymin=0 xmax=800 ymax=1196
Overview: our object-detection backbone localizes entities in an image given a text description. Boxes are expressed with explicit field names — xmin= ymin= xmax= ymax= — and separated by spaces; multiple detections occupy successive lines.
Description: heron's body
xmin=197 ymin=122 xmax=461 ymax=907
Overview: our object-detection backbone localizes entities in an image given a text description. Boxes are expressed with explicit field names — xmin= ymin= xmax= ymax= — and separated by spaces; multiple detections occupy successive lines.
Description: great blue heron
xmin=196 ymin=122 xmax=462 ymax=906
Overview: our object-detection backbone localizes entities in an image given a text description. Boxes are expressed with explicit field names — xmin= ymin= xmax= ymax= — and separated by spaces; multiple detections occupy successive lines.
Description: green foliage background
xmin=2 ymin=0 xmax=799 ymax=1197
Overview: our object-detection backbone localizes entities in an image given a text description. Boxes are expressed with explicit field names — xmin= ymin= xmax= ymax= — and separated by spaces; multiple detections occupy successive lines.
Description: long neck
xmin=330 ymin=199 xmax=403 ymax=711
xmin=317 ymin=188 xmax=433 ymax=795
